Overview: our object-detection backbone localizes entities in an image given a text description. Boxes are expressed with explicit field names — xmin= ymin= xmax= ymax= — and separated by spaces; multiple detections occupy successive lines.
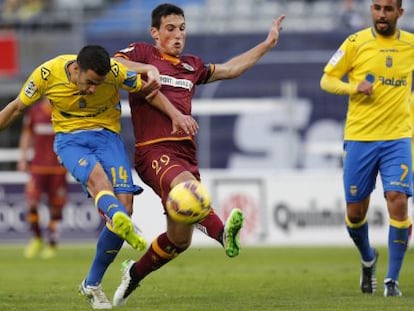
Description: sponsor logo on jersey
xmin=111 ymin=63 xmax=119 ymax=77
xmin=379 ymin=76 xmax=407 ymax=87
xmin=160 ymin=75 xmax=193 ymax=90
xmin=328 ymin=49 xmax=344 ymax=66
xmin=348 ymin=34 xmax=357 ymax=42
xmin=41 ymin=67 xmax=51 ymax=80
xmin=24 ymin=80 xmax=37 ymax=98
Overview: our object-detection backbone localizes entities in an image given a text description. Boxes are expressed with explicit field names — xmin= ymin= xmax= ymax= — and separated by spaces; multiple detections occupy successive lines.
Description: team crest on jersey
xmin=350 ymin=185 xmax=358 ymax=196
xmin=182 ymin=63 xmax=194 ymax=72
xmin=111 ymin=63 xmax=119 ymax=77
xmin=78 ymin=158 xmax=88 ymax=167
xmin=79 ymin=98 xmax=87 ymax=108
xmin=41 ymin=67 xmax=50 ymax=80
xmin=24 ymin=80 xmax=37 ymax=98
xmin=386 ymin=56 xmax=393 ymax=68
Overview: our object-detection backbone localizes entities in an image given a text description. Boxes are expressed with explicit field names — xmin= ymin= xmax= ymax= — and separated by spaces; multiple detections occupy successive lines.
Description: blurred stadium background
xmin=0 ymin=0 xmax=413 ymax=246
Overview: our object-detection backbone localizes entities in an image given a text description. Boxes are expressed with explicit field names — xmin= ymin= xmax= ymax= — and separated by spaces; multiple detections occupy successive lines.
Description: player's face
xmin=151 ymin=14 xmax=186 ymax=57
xmin=370 ymin=0 xmax=403 ymax=36
xmin=76 ymin=69 xmax=106 ymax=95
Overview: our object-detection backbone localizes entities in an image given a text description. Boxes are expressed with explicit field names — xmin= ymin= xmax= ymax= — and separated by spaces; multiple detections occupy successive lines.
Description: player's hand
xmin=171 ymin=113 xmax=199 ymax=136
xmin=141 ymin=66 xmax=161 ymax=96
xmin=266 ymin=15 xmax=286 ymax=48
xmin=146 ymin=67 xmax=161 ymax=90
xmin=357 ymin=80 xmax=373 ymax=96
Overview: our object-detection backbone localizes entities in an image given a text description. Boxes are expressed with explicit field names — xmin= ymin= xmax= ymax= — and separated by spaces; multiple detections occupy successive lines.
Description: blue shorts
xmin=54 ymin=129 xmax=141 ymax=195
xmin=343 ymin=139 xmax=413 ymax=203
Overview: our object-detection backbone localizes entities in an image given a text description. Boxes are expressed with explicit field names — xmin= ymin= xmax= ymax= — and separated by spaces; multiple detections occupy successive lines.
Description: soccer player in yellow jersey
xmin=321 ymin=0 xmax=413 ymax=297
xmin=0 ymin=45 xmax=198 ymax=309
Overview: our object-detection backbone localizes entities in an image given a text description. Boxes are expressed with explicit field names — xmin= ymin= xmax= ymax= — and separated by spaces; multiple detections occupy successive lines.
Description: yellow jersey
xmin=323 ymin=28 xmax=414 ymax=141
xmin=18 ymin=55 xmax=142 ymax=133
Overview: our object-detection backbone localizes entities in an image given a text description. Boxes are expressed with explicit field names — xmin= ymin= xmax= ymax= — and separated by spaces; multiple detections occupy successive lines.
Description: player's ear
xmin=150 ymin=27 xmax=159 ymax=40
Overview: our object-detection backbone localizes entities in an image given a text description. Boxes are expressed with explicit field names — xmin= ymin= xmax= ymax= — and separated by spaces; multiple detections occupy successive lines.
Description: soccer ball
xmin=166 ymin=180 xmax=211 ymax=224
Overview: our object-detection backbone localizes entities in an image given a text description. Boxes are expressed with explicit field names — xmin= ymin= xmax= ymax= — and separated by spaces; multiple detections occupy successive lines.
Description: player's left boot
xmin=384 ymin=279 xmax=402 ymax=297
xmin=111 ymin=212 xmax=147 ymax=251
xmin=113 ymin=259 xmax=140 ymax=306
xmin=360 ymin=249 xmax=378 ymax=294
xmin=223 ymin=208 xmax=244 ymax=258
xmin=23 ymin=238 xmax=43 ymax=259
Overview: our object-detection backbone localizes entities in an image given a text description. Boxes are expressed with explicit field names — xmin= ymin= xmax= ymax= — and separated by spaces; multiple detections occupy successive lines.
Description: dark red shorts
xmin=25 ymin=173 xmax=68 ymax=207
xmin=134 ymin=140 xmax=200 ymax=205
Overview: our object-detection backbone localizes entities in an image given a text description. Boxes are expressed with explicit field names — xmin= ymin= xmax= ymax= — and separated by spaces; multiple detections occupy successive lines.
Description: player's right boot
xmin=23 ymin=238 xmax=43 ymax=258
xmin=111 ymin=212 xmax=147 ymax=251
xmin=79 ymin=280 xmax=112 ymax=309
xmin=384 ymin=279 xmax=402 ymax=297
xmin=113 ymin=259 xmax=140 ymax=306
xmin=360 ymin=249 xmax=378 ymax=294
xmin=223 ymin=208 xmax=244 ymax=258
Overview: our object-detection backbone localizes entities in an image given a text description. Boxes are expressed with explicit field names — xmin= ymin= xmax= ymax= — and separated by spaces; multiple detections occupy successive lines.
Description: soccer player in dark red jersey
xmin=18 ymin=97 xmax=68 ymax=259
xmin=112 ymin=3 xmax=285 ymax=306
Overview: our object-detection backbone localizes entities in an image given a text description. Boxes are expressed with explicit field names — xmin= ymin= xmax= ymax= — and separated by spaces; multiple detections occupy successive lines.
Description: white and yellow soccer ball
xmin=166 ymin=180 xmax=211 ymax=224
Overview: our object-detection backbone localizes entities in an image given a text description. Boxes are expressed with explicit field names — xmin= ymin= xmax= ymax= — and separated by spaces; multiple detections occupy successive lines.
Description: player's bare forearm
xmin=209 ymin=15 xmax=285 ymax=82
xmin=147 ymin=92 xmax=198 ymax=136
xmin=0 ymin=98 xmax=26 ymax=131
xmin=114 ymin=57 xmax=161 ymax=93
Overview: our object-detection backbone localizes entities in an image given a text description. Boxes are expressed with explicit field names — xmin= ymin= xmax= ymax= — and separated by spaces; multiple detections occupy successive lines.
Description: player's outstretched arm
xmin=0 ymin=97 xmax=27 ymax=131
xmin=209 ymin=15 xmax=285 ymax=83
xmin=147 ymin=91 xmax=199 ymax=136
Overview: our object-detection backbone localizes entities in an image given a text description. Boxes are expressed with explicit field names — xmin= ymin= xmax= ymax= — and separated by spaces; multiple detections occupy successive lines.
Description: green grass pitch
xmin=1 ymin=245 xmax=414 ymax=310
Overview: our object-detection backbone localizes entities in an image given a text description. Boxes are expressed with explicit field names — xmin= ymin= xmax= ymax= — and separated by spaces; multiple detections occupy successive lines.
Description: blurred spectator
xmin=1 ymin=0 xmax=20 ymax=22
xmin=18 ymin=0 xmax=45 ymax=20
xmin=19 ymin=97 xmax=68 ymax=259
xmin=1 ymin=0 xmax=47 ymax=27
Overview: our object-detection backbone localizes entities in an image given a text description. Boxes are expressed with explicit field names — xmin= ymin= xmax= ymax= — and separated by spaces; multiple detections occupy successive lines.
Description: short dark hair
xmin=151 ymin=3 xmax=184 ymax=29
xmin=76 ymin=45 xmax=110 ymax=76
xmin=372 ymin=0 xmax=402 ymax=8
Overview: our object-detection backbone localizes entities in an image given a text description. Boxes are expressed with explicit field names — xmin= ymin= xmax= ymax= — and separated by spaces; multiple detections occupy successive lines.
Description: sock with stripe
xmin=85 ymin=226 xmax=124 ymax=286
xmin=95 ymin=190 xmax=128 ymax=220
xmin=386 ymin=218 xmax=412 ymax=281
xmin=346 ymin=216 xmax=375 ymax=262
xmin=131 ymin=232 xmax=186 ymax=282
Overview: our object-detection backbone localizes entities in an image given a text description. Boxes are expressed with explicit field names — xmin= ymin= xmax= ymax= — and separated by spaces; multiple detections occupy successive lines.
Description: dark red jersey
xmin=25 ymin=101 xmax=66 ymax=174
xmin=115 ymin=43 xmax=213 ymax=147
